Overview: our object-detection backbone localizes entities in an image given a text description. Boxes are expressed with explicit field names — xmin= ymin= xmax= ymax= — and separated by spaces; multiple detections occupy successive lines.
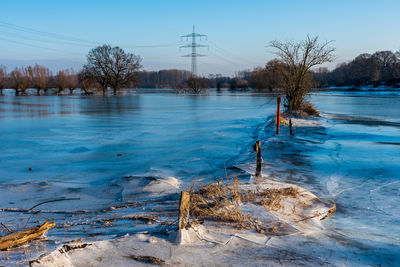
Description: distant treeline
xmin=313 ymin=50 xmax=400 ymax=87
xmin=139 ymin=69 xmax=235 ymax=90
xmin=1 ymin=49 xmax=399 ymax=96
xmin=235 ymin=50 xmax=400 ymax=90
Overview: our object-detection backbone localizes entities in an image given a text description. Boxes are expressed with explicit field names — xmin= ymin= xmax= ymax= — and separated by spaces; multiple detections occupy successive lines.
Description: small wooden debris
xmin=0 ymin=222 xmax=55 ymax=250
xmin=178 ymin=191 xmax=190 ymax=230
xmin=0 ymin=223 xmax=12 ymax=233
xmin=124 ymin=254 xmax=165 ymax=265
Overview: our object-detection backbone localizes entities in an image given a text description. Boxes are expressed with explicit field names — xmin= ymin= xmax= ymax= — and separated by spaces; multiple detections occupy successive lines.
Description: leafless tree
xmin=78 ymin=70 xmax=98 ymax=94
xmin=270 ymin=35 xmax=335 ymax=112
xmin=0 ymin=66 xmax=6 ymax=96
xmin=83 ymin=44 xmax=142 ymax=95
xmin=56 ymin=69 xmax=69 ymax=94
xmin=32 ymin=64 xmax=51 ymax=95
xmin=10 ymin=67 xmax=33 ymax=96
xmin=56 ymin=69 xmax=78 ymax=94
xmin=67 ymin=70 xmax=79 ymax=94
xmin=186 ymin=76 xmax=209 ymax=93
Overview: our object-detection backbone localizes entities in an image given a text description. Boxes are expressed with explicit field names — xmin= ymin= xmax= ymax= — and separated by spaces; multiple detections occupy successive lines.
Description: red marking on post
xmin=276 ymin=97 xmax=281 ymax=135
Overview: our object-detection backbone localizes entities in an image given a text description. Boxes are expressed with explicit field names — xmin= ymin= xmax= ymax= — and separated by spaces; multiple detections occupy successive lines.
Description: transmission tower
xmin=180 ymin=25 xmax=208 ymax=76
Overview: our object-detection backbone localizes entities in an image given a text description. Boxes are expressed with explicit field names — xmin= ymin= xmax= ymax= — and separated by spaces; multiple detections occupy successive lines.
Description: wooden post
xmin=253 ymin=140 xmax=262 ymax=177
xmin=276 ymin=97 xmax=281 ymax=135
xmin=289 ymin=119 xmax=294 ymax=136
xmin=178 ymin=191 xmax=190 ymax=230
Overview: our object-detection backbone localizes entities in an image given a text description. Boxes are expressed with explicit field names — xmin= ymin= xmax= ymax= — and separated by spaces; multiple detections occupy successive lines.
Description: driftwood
xmin=0 ymin=222 xmax=55 ymax=250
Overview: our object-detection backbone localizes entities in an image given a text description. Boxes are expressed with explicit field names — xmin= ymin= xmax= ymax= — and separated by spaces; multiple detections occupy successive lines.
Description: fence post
xmin=178 ymin=191 xmax=190 ymax=230
xmin=253 ymin=140 xmax=262 ymax=177
xmin=276 ymin=97 xmax=281 ymax=135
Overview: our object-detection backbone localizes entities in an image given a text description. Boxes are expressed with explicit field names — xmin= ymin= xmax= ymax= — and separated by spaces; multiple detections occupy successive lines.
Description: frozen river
xmin=0 ymin=89 xmax=399 ymax=265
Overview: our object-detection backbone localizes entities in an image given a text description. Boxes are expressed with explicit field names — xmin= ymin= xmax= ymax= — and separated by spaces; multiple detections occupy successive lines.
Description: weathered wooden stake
xmin=178 ymin=191 xmax=190 ymax=230
xmin=253 ymin=140 xmax=262 ymax=177
xmin=276 ymin=96 xmax=281 ymax=135
xmin=289 ymin=119 xmax=294 ymax=136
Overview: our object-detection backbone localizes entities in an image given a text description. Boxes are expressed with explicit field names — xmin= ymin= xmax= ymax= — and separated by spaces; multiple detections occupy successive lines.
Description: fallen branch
xmin=0 ymin=222 xmax=55 ymax=250
xmin=28 ymin=198 xmax=80 ymax=212
xmin=0 ymin=222 xmax=12 ymax=233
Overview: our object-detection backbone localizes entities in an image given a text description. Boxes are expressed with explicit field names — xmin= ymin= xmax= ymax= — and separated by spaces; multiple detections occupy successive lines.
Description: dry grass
xmin=189 ymin=178 xmax=301 ymax=232
xmin=258 ymin=187 xmax=298 ymax=211
xmin=302 ymin=102 xmax=320 ymax=117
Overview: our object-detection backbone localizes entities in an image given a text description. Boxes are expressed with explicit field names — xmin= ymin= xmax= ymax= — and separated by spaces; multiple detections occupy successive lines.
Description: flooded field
xmin=0 ymin=89 xmax=399 ymax=265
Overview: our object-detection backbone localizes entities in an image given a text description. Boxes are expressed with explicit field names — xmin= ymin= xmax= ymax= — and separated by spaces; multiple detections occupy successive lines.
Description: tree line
xmin=1 ymin=42 xmax=398 ymax=99
xmin=0 ymin=45 xmax=143 ymax=96
xmin=0 ymin=36 xmax=337 ymax=115
xmin=0 ymin=65 xmax=80 ymax=96
xmin=313 ymin=50 xmax=400 ymax=87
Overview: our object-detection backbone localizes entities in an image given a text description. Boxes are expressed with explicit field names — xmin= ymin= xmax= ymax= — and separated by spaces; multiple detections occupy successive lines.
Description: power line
xmin=0 ymin=36 xmax=79 ymax=54
xmin=0 ymin=21 xmax=99 ymax=45
xmin=0 ymin=30 xmax=94 ymax=48
xmin=209 ymin=41 xmax=261 ymax=66
xmin=180 ymin=25 xmax=208 ymax=76
xmin=0 ymin=21 xmax=179 ymax=50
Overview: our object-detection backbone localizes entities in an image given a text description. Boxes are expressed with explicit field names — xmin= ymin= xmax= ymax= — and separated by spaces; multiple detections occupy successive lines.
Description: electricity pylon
xmin=180 ymin=25 xmax=208 ymax=77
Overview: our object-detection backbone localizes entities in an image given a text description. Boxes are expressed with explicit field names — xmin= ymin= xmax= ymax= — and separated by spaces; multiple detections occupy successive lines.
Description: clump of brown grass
xmin=258 ymin=187 xmax=298 ymax=211
xmin=302 ymin=102 xmax=320 ymax=117
xmin=189 ymin=178 xmax=300 ymax=232
xmin=190 ymin=178 xmax=247 ymax=224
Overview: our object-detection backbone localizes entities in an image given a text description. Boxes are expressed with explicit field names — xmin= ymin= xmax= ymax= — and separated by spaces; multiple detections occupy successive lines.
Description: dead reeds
xmin=189 ymin=178 xmax=302 ymax=232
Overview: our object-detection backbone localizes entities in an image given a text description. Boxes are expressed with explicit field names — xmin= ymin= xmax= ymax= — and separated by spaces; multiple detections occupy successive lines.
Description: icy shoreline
xmin=30 ymin=117 xmax=342 ymax=267
xmin=6 ymin=112 xmax=398 ymax=266
xmin=32 ymin=177 xmax=340 ymax=267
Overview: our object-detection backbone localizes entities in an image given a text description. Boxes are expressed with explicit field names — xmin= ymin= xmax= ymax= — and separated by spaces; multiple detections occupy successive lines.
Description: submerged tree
xmin=270 ymin=35 xmax=335 ymax=112
xmin=32 ymin=64 xmax=51 ymax=95
xmin=56 ymin=69 xmax=69 ymax=94
xmin=10 ymin=67 xmax=33 ymax=96
xmin=83 ymin=45 xmax=142 ymax=95
xmin=186 ymin=76 xmax=209 ymax=93
xmin=0 ymin=66 xmax=6 ymax=96
xmin=78 ymin=69 xmax=98 ymax=94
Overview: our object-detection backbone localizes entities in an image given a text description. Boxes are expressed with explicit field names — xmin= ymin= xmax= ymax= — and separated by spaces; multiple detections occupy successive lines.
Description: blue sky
xmin=0 ymin=0 xmax=399 ymax=76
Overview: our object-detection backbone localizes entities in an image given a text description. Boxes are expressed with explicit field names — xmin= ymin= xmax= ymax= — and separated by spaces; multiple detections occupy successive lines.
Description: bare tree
xmin=67 ymin=70 xmax=79 ymax=94
xmin=56 ymin=69 xmax=69 ymax=94
xmin=32 ymin=64 xmax=51 ymax=95
xmin=10 ymin=67 xmax=33 ymax=96
xmin=83 ymin=44 xmax=142 ymax=95
xmin=0 ymin=66 xmax=6 ymax=96
xmin=270 ymin=35 xmax=335 ymax=112
xmin=78 ymin=70 xmax=98 ymax=94
xmin=186 ymin=76 xmax=209 ymax=93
